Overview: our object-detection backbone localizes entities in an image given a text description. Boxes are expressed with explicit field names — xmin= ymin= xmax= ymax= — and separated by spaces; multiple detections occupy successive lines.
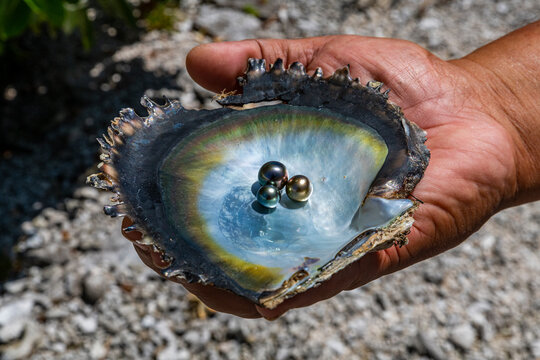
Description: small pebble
xmin=450 ymin=324 xmax=476 ymax=350
xmin=82 ymin=270 xmax=108 ymax=304
xmin=74 ymin=315 xmax=98 ymax=335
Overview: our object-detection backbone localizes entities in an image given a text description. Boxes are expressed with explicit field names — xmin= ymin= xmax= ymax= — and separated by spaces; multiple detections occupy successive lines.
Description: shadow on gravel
xmin=0 ymin=22 xmax=182 ymax=278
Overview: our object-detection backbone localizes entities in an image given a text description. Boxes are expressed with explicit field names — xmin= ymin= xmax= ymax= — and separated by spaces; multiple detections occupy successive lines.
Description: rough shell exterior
xmin=87 ymin=58 xmax=429 ymax=309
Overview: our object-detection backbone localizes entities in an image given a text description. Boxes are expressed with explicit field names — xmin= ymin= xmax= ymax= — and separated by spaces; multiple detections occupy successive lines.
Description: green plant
xmin=144 ymin=0 xmax=182 ymax=32
xmin=0 ymin=0 xmax=136 ymax=53
xmin=242 ymin=4 xmax=260 ymax=18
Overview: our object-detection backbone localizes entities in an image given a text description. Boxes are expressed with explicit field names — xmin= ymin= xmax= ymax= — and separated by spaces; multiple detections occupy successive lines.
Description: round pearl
xmin=286 ymin=175 xmax=313 ymax=202
xmin=258 ymin=161 xmax=288 ymax=190
xmin=257 ymin=185 xmax=281 ymax=208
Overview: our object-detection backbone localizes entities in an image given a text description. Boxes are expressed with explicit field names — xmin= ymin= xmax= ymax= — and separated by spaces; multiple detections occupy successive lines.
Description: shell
xmin=87 ymin=58 xmax=430 ymax=309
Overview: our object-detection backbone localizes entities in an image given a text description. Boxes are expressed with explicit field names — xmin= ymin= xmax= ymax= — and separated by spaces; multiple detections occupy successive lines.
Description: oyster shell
xmin=87 ymin=58 xmax=430 ymax=309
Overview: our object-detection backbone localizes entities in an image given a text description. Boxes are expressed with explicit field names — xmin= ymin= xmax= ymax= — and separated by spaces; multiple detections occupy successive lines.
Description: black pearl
xmin=258 ymin=161 xmax=288 ymax=190
xmin=286 ymin=175 xmax=313 ymax=202
xmin=257 ymin=185 xmax=281 ymax=208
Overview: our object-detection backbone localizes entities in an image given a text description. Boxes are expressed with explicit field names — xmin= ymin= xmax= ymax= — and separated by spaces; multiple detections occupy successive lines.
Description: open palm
xmin=125 ymin=35 xmax=519 ymax=319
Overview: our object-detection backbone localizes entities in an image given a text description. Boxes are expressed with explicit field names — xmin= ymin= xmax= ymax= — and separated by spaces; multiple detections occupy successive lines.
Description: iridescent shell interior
xmin=88 ymin=58 xmax=430 ymax=309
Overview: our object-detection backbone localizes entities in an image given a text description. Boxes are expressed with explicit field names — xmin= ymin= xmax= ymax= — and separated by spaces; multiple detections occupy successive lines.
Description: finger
xmin=133 ymin=243 xmax=261 ymax=318
xmin=121 ymin=217 xmax=142 ymax=241
xmin=255 ymin=251 xmax=391 ymax=320
xmin=187 ymin=36 xmax=443 ymax=113
xmin=186 ymin=37 xmax=334 ymax=93
xmin=179 ymin=281 xmax=261 ymax=319
xmin=133 ymin=242 xmax=155 ymax=269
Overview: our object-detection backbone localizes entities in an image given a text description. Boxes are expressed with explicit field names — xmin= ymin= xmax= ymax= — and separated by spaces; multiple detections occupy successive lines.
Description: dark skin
xmin=123 ymin=21 xmax=540 ymax=320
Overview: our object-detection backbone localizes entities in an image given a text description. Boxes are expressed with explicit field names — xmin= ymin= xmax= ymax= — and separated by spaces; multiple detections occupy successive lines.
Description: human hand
xmin=124 ymin=22 xmax=540 ymax=319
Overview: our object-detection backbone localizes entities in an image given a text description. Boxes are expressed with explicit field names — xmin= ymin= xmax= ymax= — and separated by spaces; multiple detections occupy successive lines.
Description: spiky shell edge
xmin=87 ymin=58 xmax=429 ymax=309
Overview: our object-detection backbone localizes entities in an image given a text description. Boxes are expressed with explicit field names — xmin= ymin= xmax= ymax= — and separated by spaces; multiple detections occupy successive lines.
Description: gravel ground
xmin=1 ymin=0 xmax=539 ymax=359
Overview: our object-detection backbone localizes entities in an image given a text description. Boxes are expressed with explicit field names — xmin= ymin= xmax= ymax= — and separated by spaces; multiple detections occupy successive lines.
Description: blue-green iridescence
xmin=258 ymin=161 xmax=288 ymax=189
xmin=158 ymin=105 xmax=413 ymax=292
xmin=257 ymin=185 xmax=281 ymax=208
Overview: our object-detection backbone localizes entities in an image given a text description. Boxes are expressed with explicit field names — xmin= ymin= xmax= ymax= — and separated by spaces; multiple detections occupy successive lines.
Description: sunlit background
xmin=0 ymin=0 xmax=539 ymax=359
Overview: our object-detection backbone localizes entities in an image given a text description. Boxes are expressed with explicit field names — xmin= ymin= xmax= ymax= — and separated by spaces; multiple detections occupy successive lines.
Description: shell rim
xmin=87 ymin=58 xmax=429 ymax=309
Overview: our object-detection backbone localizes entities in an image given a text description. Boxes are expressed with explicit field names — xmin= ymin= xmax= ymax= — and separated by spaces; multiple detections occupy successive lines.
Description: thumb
xmin=186 ymin=37 xmax=333 ymax=93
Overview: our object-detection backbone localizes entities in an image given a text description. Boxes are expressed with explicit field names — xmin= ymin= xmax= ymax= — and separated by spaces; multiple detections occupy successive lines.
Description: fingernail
xmin=123 ymin=229 xmax=143 ymax=241
xmin=133 ymin=242 xmax=150 ymax=251
xmin=255 ymin=305 xmax=281 ymax=321
xmin=150 ymin=248 xmax=172 ymax=269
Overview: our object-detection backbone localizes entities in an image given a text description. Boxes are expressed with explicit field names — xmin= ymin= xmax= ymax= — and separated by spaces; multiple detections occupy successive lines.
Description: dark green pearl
xmin=286 ymin=175 xmax=313 ymax=202
xmin=258 ymin=161 xmax=288 ymax=190
xmin=257 ymin=185 xmax=281 ymax=208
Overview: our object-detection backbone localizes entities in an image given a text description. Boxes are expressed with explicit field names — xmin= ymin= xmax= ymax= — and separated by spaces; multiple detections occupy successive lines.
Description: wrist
xmin=451 ymin=21 xmax=540 ymax=208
